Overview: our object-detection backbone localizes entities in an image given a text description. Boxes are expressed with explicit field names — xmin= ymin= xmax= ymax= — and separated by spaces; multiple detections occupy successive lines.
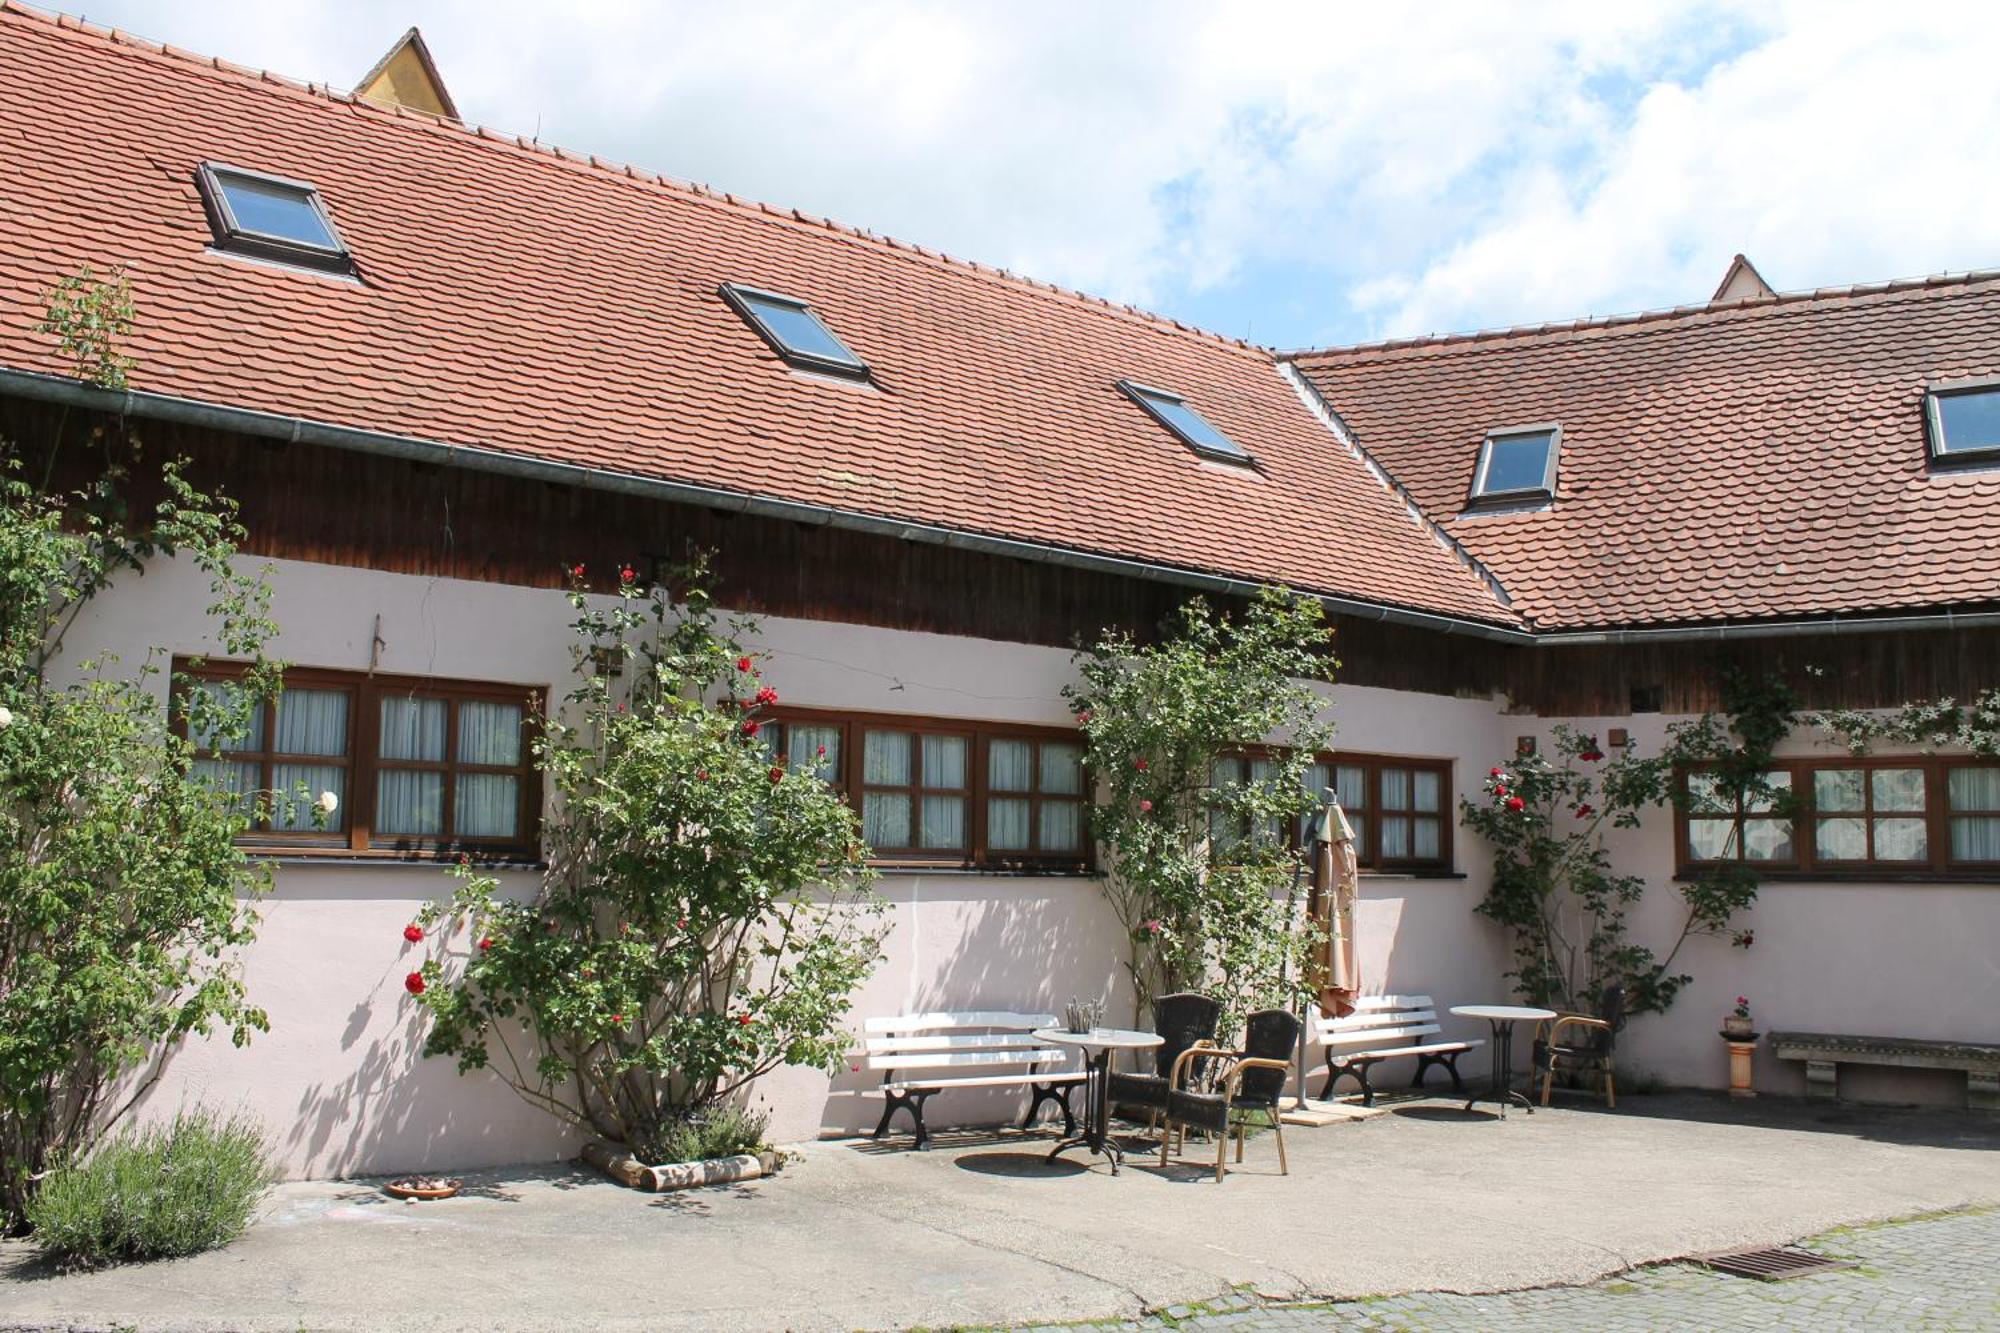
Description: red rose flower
xmin=1493 ymin=785 xmax=1509 ymax=799
xmin=1139 ymin=799 xmax=1153 ymax=813
xmin=611 ymin=1013 xmax=624 ymax=1025
xmin=402 ymin=923 xmax=423 ymax=943
xmin=571 ymin=563 xmax=586 ymax=578
xmin=1075 ymin=709 xmax=1092 ymax=725
xmin=768 ymin=765 xmax=784 ymax=784
xmin=1489 ymin=767 xmax=1504 ymax=778
xmin=736 ymin=1013 xmax=754 ymax=1026
xmin=696 ymin=769 xmax=709 ymax=781
xmin=404 ymin=971 xmax=426 ymax=996
xmin=741 ymin=719 xmax=762 ymax=737
xmin=736 ymin=656 xmax=753 ymax=672
xmin=619 ymin=565 xmax=635 ymax=582
xmin=1574 ymin=803 xmax=1595 ymax=818
xmin=457 ymin=852 xmax=470 ymax=867
xmin=478 ymin=937 xmax=493 ymax=951
xmin=755 ymin=685 xmax=779 ymax=706
xmin=815 ymin=745 xmax=827 ymax=758
xmin=1134 ymin=757 xmax=1149 ymax=771
xmin=1505 ymin=796 xmax=1526 ymax=813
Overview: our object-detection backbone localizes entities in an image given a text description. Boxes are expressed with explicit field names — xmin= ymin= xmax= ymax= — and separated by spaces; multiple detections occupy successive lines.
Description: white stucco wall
xmin=56 ymin=553 xmax=1993 ymax=1178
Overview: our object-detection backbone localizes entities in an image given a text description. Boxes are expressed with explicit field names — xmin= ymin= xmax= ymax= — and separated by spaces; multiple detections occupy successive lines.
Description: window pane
xmin=919 ymin=795 xmax=965 ymax=849
xmin=921 ymin=735 xmax=967 ymax=790
xmin=739 ymin=292 xmax=865 ymax=368
xmin=1039 ymin=801 xmax=1082 ymax=853
xmin=1874 ymin=817 xmax=1928 ymax=862
xmin=1039 ymin=742 xmax=1083 ymax=796
xmin=863 ymin=731 xmax=911 ymax=786
xmin=1346 ymin=813 xmax=1367 ymax=854
xmin=1382 ymin=769 xmax=1412 ymax=812
xmin=189 ymin=680 xmax=264 ymax=752
xmin=1814 ymin=768 xmax=1865 ymax=813
xmin=459 ymin=701 xmax=523 ymax=767
xmin=274 ymin=687 xmax=349 ymax=757
xmin=862 ymin=792 xmax=910 ymax=847
xmin=271 ymin=762 xmax=344 ymax=831
xmin=988 ymin=797 xmax=1030 ymax=850
xmin=1936 ymin=388 xmax=2000 ymax=455
xmin=1136 ymin=389 xmax=1248 ymax=459
xmin=1412 ymin=770 xmax=1441 ymax=813
xmin=1815 ymin=816 xmax=1868 ymax=861
xmin=1744 ymin=770 xmax=1792 ymax=814
xmin=1336 ymin=764 xmax=1367 ymax=811
xmin=1412 ymin=817 xmax=1441 ymax=861
xmin=1480 ymin=431 xmax=1553 ymax=494
xmin=1871 ymin=768 xmax=1926 ymax=814
xmin=193 ymin=758 xmax=260 ymax=817
xmin=1688 ymin=817 xmax=1736 ymax=860
xmin=381 ymin=697 xmax=447 ymax=762
xmin=1949 ymin=767 xmax=2000 ymax=812
xmin=1381 ymin=815 xmax=1409 ymax=859
xmin=1303 ymin=762 xmax=1333 ymax=807
xmin=1742 ymin=819 xmax=1793 ymax=862
xmin=218 ymin=174 xmax=338 ymax=248
xmin=1210 ymin=757 xmax=1241 ymax=789
xmin=377 ymin=770 xmax=444 ymax=836
xmin=1951 ymin=816 xmax=2000 ymax=862
xmin=455 ymin=773 xmax=519 ymax=838
xmin=989 ymin=739 xmax=1033 ymax=793
xmin=1686 ymin=771 xmax=1728 ymax=815
xmin=787 ymin=724 xmax=841 ymax=784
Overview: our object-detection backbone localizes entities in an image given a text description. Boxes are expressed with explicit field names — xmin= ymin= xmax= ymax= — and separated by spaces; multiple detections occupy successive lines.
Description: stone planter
xmin=383 ymin=1176 xmax=462 ymax=1201
xmin=583 ymin=1141 xmax=781 ymax=1193
xmin=1722 ymin=1015 xmax=1754 ymax=1039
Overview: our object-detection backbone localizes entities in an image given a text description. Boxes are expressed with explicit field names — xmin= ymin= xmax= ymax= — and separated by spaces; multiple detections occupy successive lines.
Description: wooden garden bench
xmin=1768 ymin=1031 xmax=2000 ymax=1111
xmin=1313 ymin=994 xmax=1484 ymax=1105
xmin=862 ymin=1011 xmax=1084 ymax=1149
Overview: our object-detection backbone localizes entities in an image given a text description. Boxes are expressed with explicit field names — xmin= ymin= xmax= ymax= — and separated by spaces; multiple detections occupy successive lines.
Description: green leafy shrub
xmin=637 ymin=1104 xmax=770 ymax=1166
xmin=26 ymin=1109 xmax=273 ymax=1269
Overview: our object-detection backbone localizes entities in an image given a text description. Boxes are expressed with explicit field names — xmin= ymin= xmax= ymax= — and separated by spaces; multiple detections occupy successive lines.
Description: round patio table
xmin=1032 ymin=1027 xmax=1163 ymax=1174
xmin=1450 ymin=1005 xmax=1557 ymax=1117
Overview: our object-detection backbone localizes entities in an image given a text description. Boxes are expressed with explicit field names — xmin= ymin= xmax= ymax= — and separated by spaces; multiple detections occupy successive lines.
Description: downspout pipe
xmin=0 ymin=367 xmax=1536 ymax=643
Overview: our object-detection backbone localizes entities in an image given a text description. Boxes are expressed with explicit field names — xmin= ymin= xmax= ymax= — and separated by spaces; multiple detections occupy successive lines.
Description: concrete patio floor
xmin=3 ymin=1092 xmax=1998 ymax=1332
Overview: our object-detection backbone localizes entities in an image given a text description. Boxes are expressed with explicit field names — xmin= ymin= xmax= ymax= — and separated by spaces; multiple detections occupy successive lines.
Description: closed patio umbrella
xmin=1312 ymin=803 xmax=1361 ymax=1019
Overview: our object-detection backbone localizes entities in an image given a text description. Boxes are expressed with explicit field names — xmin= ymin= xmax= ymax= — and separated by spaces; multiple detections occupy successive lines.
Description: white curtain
xmin=189 ymin=679 xmax=263 ymax=752
xmin=1814 ymin=768 xmax=1865 ymax=813
xmin=922 ymin=734 xmax=966 ymax=789
xmin=1038 ymin=743 xmax=1083 ymax=795
xmin=1413 ymin=769 xmax=1441 ymax=814
xmin=275 ymin=687 xmax=348 ymax=755
xmin=1814 ymin=816 xmax=1867 ymax=861
xmin=919 ymin=794 xmax=965 ymax=849
xmin=1038 ymin=801 xmax=1081 ymax=852
xmin=193 ymin=758 xmax=260 ymax=818
xmin=1872 ymin=768 xmax=1926 ymax=812
xmin=378 ymin=770 xmax=444 ymax=836
xmin=988 ymin=797 xmax=1031 ymax=849
xmin=381 ymin=696 xmax=446 ymax=761
xmin=455 ymin=773 xmax=518 ymax=838
xmin=1412 ymin=816 xmax=1441 ymax=860
xmin=1381 ymin=767 xmax=1412 ymax=812
xmin=458 ymin=701 xmax=522 ymax=766
xmin=988 ymin=739 xmax=1032 ymax=793
xmin=1381 ymin=815 xmax=1409 ymax=858
xmin=1873 ymin=816 xmax=1927 ymax=861
xmin=1949 ymin=768 xmax=2000 ymax=861
xmin=863 ymin=792 xmax=910 ymax=848
xmin=269 ymin=687 xmax=348 ymax=829
xmin=788 ymin=723 xmax=841 ymax=783
xmin=863 ymin=730 xmax=911 ymax=785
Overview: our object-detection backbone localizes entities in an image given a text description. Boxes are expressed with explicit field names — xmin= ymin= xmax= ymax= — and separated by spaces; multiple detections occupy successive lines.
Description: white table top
xmin=1032 ymin=1027 xmax=1165 ymax=1052
xmin=1450 ymin=1004 xmax=1558 ymax=1022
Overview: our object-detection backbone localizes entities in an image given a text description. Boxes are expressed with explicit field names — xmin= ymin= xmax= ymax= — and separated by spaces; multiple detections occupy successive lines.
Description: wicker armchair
xmin=1159 ymin=1008 xmax=1299 ymax=1182
xmin=1535 ymin=984 xmax=1626 ymax=1108
xmin=1108 ymin=992 xmax=1222 ymax=1130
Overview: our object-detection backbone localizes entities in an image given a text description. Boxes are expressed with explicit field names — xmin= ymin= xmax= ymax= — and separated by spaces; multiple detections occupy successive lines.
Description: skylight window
xmin=1926 ymin=381 xmax=2000 ymax=463
xmin=195 ymin=163 xmax=350 ymax=272
xmin=1469 ymin=425 xmax=1560 ymax=506
xmin=1118 ymin=381 xmax=1252 ymax=463
xmin=721 ymin=284 xmax=868 ymax=378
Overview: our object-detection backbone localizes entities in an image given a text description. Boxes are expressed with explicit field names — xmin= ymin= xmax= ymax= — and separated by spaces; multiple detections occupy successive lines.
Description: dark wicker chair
xmin=1159 ymin=1008 xmax=1299 ymax=1182
xmin=1536 ymin=984 xmax=1626 ymax=1108
xmin=1109 ymin=992 xmax=1222 ymax=1130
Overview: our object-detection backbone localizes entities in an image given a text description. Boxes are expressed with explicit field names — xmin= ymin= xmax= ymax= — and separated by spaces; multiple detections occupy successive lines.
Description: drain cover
xmin=1698 ymin=1247 xmax=1856 ymax=1281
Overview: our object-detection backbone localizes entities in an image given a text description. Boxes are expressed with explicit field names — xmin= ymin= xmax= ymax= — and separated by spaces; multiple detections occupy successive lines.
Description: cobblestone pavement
xmin=1008 ymin=1206 xmax=2000 ymax=1332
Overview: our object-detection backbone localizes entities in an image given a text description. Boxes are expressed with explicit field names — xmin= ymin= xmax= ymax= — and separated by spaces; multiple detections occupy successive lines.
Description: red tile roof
xmin=1291 ymin=273 xmax=2000 ymax=630
xmin=0 ymin=4 xmax=1513 ymax=630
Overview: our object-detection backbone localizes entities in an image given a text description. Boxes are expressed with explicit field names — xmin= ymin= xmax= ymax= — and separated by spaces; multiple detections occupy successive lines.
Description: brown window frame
xmin=176 ymin=660 xmax=544 ymax=861
xmin=1211 ymin=749 xmax=1454 ymax=874
xmin=764 ymin=708 xmax=1090 ymax=871
xmin=1675 ymin=757 xmax=2000 ymax=882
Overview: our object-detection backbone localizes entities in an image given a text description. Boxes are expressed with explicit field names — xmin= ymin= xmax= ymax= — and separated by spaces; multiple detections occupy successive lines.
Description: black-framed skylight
xmin=195 ymin=163 xmax=351 ymax=273
xmin=720 ymin=283 xmax=868 ymax=378
xmin=1469 ymin=425 xmax=1560 ymax=506
xmin=1925 ymin=379 xmax=2000 ymax=465
xmin=1118 ymin=380 xmax=1252 ymax=463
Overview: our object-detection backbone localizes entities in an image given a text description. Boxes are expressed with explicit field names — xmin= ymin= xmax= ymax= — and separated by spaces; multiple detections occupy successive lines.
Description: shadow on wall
xmin=818 ymin=874 xmax=1126 ymax=1139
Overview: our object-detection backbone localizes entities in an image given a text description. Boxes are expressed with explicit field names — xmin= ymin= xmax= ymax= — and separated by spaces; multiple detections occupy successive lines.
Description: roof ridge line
xmin=2 ymin=0 xmax=1270 ymax=360
xmin=1274 ymin=361 xmax=1520 ymax=624
xmin=1281 ymin=266 xmax=2000 ymax=362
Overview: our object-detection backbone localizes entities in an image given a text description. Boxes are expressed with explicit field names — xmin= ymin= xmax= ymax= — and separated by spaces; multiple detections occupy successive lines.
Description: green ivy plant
xmin=408 ymin=560 xmax=886 ymax=1156
xmin=2 ymin=272 xmax=281 ymax=1230
xmin=1466 ymin=671 xmax=1794 ymax=1018
xmin=1065 ymin=588 xmax=1334 ymax=1028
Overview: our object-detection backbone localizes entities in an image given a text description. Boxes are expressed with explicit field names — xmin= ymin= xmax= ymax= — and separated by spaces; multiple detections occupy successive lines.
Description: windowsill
xmin=870 ymin=861 xmax=1097 ymax=877
xmin=1677 ymin=868 xmax=2000 ymax=886
xmin=250 ymin=849 xmax=542 ymax=870
xmin=1360 ymin=870 xmax=1466 ymax=881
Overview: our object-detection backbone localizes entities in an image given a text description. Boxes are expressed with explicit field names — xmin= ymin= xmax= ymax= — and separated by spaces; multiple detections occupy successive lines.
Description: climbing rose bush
xmin=408 ymin=561 xmax=885 ymax=1154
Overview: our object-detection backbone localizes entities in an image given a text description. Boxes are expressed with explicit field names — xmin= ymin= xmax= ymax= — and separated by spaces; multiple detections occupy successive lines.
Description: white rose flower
xmin=0 ymin=705 xmax=13 ymax=729
xmin=318 ymin=790 xmax=340 ymax=814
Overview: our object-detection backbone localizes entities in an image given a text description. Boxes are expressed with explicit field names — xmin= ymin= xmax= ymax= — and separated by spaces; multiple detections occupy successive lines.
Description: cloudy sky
xmin=73 ymin=0 xmax=2000 ymax=348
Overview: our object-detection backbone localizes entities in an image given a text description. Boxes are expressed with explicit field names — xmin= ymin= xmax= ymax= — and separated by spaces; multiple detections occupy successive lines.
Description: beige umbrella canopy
xmin=1309 ymin=803 xmax=1361 ymax=1019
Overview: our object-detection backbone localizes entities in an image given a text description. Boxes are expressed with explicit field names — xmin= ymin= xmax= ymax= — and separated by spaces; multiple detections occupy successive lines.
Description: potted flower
xmin=1722 ymin=996 xmax=1754 ymax=1039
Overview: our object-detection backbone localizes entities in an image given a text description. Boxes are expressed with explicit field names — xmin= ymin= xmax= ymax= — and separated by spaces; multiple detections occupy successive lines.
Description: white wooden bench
xmin=1312 ymin=994 xmax=1484 ymax=1106
xmin=862 ymin=1011 xmax=1086 ymax=1149
xmin=1768 ymin=1031 xmax=2000 ymax=1111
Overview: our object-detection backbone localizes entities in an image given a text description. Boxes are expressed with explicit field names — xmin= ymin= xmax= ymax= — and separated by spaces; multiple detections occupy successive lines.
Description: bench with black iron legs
xmin=861 ymin=1011 xmax=1085 ymax=1149
xmin=1312 ymin=994 xmax=1483 ymax=1106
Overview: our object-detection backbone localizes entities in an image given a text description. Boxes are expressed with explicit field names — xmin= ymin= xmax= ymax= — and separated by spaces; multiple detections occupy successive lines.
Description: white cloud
xmin=66 ymin=0 xmax=2000 ymax=344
